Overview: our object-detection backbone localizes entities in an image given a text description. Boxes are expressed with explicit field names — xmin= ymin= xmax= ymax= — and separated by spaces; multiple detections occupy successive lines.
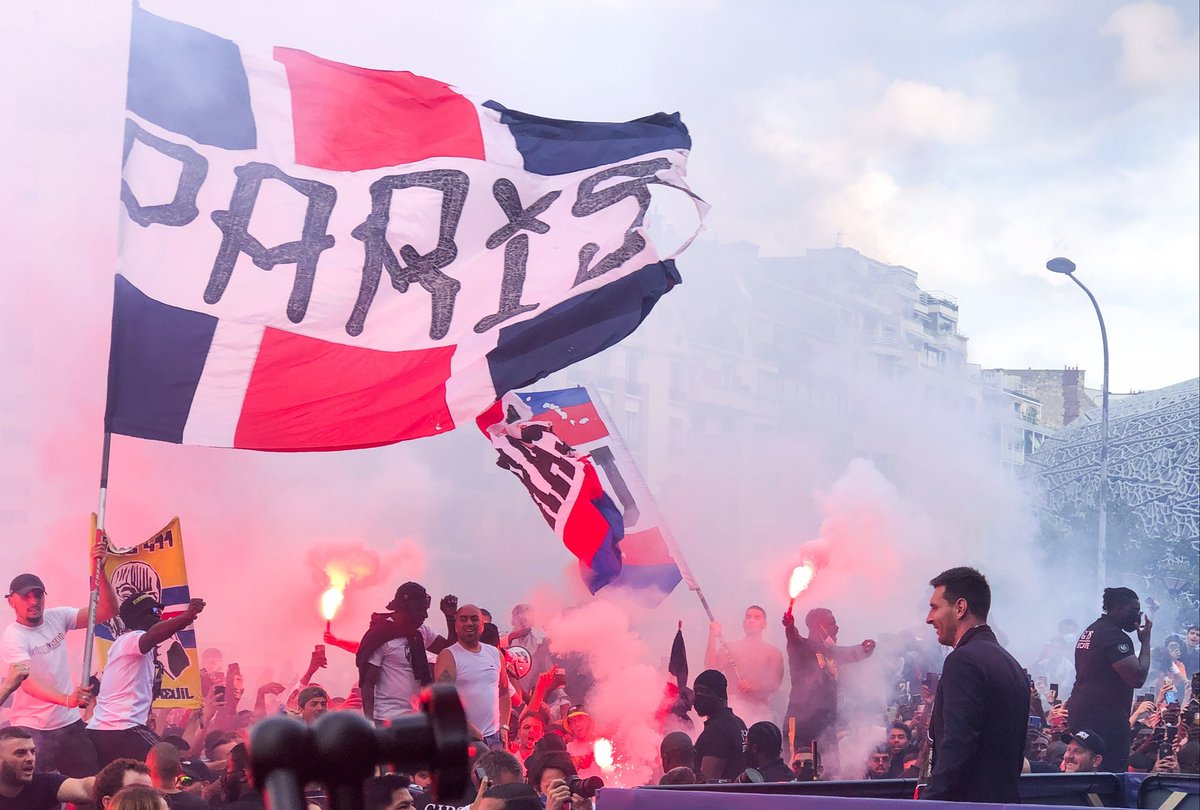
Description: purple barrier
xmin=597 ymin=790 xmax=1078 ymax=810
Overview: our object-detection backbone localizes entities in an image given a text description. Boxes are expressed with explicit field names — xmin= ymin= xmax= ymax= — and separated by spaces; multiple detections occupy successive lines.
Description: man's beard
xmin=0 ymin=760 xmax=31 ymax=785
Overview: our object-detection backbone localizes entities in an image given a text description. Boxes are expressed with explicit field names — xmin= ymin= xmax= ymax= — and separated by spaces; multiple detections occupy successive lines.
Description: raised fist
xmin=440 ymin=594 xmax=459 ymax=617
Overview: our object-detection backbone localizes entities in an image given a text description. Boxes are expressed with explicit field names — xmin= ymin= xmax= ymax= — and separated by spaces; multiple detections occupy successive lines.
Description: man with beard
xmin=435 ymin=604 xmax=510 ymax=750
xmin=1066 ymin=587 xmax=1152 ymax=773
xmin=0 ymin=543 xmax=117 ymax=776
xmin=87 ymin=594 xmax=206 ymax=766
xmin=0 ymin=726 xmax=95 ymax=809
xmin=692 ymin=669 xmax=748 ymax=782
xmin=923 ymin=567 xmax=1028 ymax=802
xmin=782 ymin=606 xmax=875 ymax=770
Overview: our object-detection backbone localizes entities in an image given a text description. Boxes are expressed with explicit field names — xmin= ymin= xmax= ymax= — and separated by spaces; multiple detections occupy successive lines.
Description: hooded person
xmin=691 ymin=669 xmax=748 ymax=782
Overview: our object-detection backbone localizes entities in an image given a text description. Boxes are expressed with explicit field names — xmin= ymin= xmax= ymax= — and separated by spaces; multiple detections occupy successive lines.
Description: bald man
xmin=435 ymin=604 xmax=510 ymax=749
xmin=146 ymin=743 xmax=207 ymax=810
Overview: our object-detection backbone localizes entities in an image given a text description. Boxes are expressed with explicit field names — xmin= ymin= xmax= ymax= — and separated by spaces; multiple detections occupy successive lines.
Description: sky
xmin=0 ymin=1 xmax=1197 ymax=706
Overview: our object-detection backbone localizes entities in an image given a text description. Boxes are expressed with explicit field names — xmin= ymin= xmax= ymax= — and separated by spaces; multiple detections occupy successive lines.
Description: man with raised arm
xmin=86 ymin=593 xmax=206 ymax=766
xmin=0 ymin=539 xmax=118 ymax=776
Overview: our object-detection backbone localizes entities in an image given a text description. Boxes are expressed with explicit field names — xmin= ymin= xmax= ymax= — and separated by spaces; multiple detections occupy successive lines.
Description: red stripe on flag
xmin=234 ymin=328 xmax=456 ymax=451
xmin=274 ymin=47 xmax=486 ymax=171
xmin=539 ymin=402 xmax=608 ymax=446
xmin=620 ymin=527 xmax=675 ymax=566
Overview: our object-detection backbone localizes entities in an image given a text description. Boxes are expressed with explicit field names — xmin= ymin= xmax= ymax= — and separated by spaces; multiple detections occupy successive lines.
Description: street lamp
xmin=1047 ymin=257 xmax=1110 ymax=592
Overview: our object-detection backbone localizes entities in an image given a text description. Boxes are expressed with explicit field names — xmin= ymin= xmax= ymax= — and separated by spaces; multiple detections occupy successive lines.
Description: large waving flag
xmin=105 ymin=6 xmax=703 ymax=451
xmin=478 ymin=398 xmax=624 ymax=593
xmin=492 ymin=385 xmax=688 ymax=604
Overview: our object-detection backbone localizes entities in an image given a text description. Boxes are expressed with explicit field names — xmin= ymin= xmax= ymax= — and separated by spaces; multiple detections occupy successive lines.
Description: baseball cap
xmin=386 ymin=582 xmax=430 ymax=611
xmin=119 ymin=593 xmax=163 ymax=625
xmin=1061 ymin=729 xmax=1106 ymax=758
xmin=8 ymin=574 xmax=45 ymax=597
xmin=298 ymin=685 xmax=328 ymax=709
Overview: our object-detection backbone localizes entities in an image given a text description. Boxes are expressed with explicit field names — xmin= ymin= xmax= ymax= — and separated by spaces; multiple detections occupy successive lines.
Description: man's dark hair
xmin=525 ymin=751 xmax=576 ymax=790
xmin=1101 ymin=587 xmax=1139 ymax=612
xmin=0 ymin=726 xmax=32 ymax=742
xmin=364 ymin=774 xmax=411 ymax=810
xmin=475 ymin=749 xmax=523 ymax=782
xmin=746 ymin=605 xmax=766 ymax=617
xmin=930 ymin=567 xmax=991 ymax=620
xmin=660 ymin=730 xmax=695 ymax=771
xmin=746 ymin=721 xmax=783 ymax=757
xmin=204 ymin=730 xmax=240 ymax=761
xmin=890 ymin=722 xmax=912 ymax=740
xmin=1187 ymin=625 xmax=1199 ymax=633
xmin=93 ymin=758 xmax=150 ymax=807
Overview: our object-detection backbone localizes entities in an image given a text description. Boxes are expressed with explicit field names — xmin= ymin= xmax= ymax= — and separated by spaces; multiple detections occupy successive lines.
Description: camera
xmin=567 ymin=775 xmax=605 ymax=798
xmin=250 ymin=684 xmax=469 ymax=810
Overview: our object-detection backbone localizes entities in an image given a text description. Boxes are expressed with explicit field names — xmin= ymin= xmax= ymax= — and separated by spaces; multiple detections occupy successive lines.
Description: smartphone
xmin=1165 ymin=691 xmax=1179 ymax=704
xmin=1028 ymin=716 xmax=1042 ymax=731
xmin=1159 ymin=726 xmax=1177 ymax=760
xmin=213 ymin=685 xmax=226 ymax=701
xmin=316 ymin=644 xmax=326 ymax=656
xmin=473 ymin=766 xmax=487 ymax=785
xmin=1049 ymin=683 xmax=1059 ymax=702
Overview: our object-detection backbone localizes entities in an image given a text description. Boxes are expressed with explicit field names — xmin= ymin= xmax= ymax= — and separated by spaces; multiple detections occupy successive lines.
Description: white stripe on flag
xmin=182 ymin=321 xmax=264 ymax=447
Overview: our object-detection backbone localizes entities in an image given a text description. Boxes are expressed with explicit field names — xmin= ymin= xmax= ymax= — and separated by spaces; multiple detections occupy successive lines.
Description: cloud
xmin=1102 ymin=1 xmax=1200 ymax=89
xmin=870 ymin=80 xmax=995 ymax=145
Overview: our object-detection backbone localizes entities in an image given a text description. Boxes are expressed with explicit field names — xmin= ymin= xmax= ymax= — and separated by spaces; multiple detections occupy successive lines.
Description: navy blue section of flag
xmin=105 ymin=275 xmax=217 ymax=443
xmin=483 ymin=101 xmax=690 ymax=175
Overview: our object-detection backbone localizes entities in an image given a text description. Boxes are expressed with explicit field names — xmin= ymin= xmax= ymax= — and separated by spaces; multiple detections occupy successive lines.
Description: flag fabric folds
xmin=495 ymin=385 xmax=686 ymax=604
xmin=92 ymin=515 xmax=202 ymax=709
xmin=478 ymin=399 xmax=624 ymax=593
xmin=106 ymin=6 xmax=702 ymax=451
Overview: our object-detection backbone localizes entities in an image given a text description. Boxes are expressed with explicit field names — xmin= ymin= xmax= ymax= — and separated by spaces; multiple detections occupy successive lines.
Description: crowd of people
xmin=1 ymin=546 xmax=1198 ymax=810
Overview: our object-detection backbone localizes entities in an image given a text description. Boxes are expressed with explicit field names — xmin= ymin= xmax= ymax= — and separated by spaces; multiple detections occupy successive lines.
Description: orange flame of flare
xmin=320 ymin=569 xmax=349 ymax=621
xmin=593 ymin=738 xmax=615 ymax=772
xmin=788 ymin=562 xmax=817 ymax=599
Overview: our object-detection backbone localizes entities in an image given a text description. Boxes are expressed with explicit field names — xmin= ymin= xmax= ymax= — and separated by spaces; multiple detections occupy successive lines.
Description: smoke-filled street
xmin=1 ymin=2 xmax=1197 ymax=809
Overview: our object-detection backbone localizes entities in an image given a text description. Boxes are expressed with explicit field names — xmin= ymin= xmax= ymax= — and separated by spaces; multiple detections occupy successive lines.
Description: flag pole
xmin=581 ymin=385 xmax=743 ymax=684
xmin=81 ymin=431 xmax=112 ymax=684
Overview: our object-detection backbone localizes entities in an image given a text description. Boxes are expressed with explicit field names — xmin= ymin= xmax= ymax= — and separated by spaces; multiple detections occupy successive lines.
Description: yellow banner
xmin=92 ymin=515 xmax=202 ymax=709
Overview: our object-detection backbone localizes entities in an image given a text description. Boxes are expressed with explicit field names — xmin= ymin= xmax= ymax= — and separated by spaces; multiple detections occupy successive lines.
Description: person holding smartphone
xmin=1066 ymin=587 xmax=1153 ymax=774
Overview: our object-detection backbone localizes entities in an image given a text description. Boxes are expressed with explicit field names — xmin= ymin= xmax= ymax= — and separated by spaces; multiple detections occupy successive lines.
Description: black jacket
xmin=925 ymin=624 xmax=1029 ymax=803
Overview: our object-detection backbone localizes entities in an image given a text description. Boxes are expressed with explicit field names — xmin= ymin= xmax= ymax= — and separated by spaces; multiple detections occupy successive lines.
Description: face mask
xmin=693 ymin=694 xmax=718 ymax=715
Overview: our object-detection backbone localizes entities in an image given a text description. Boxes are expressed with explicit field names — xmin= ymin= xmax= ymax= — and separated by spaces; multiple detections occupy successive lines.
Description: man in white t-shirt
xmin=86 ymin=593 xmax=206 ymax=767
xmin=1 ymin=540 xmax=118 ymax=777
xmin=357 ymin=582 xmax=456 ymax=725
xmin=435 ymin=604 xmax=510 ymax=750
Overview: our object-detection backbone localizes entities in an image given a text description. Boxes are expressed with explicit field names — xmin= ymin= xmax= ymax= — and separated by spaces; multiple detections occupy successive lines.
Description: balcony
xmin=919 ymin=291 xmax=959 ymax=312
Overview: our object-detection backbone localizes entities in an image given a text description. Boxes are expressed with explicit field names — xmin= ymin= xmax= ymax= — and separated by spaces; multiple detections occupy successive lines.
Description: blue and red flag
xmin=105 ymin=6 xmax=703 ymax=451
xmin=478 ymin=400 xmax=624 ymax=593
xmin=496 ymin=386 xmax=687 ymax=604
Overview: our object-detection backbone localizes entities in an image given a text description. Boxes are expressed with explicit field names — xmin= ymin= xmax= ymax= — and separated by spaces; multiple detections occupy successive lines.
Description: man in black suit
xmin=923 ymin=567 xmax=1028 ymax=802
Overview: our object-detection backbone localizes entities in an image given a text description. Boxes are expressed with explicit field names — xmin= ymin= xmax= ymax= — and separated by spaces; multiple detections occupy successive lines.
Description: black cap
xmin=693 ymin=669 xmax=728 ymax=700
xmin=8 ymin=574 xmax=45 ymax=597
xmin=386 ymin=581 xmax=429 ymax=611
xmin=119 ymin=593 xmax=163 ymax=625
xmin=1061 ymin=729 xmax=1106 ymax=758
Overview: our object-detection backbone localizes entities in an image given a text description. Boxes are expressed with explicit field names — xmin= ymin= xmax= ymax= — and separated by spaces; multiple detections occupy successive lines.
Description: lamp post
xmin=1047 ymin=257 xmax=1110 ymax=591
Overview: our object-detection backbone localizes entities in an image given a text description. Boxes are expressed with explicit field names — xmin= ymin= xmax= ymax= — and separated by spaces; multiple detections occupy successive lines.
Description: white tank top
xmin=449 ymin=642 xmax=502 ymax=736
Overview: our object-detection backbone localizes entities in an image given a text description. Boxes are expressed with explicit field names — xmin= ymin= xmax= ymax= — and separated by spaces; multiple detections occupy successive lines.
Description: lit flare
xmin=594 ymin=738 xmax=615 ymax=772
xmin=787 ymin=561 xmax=817 ymax=612
xmin=320 ymin=568 xmax=349 ymax=621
